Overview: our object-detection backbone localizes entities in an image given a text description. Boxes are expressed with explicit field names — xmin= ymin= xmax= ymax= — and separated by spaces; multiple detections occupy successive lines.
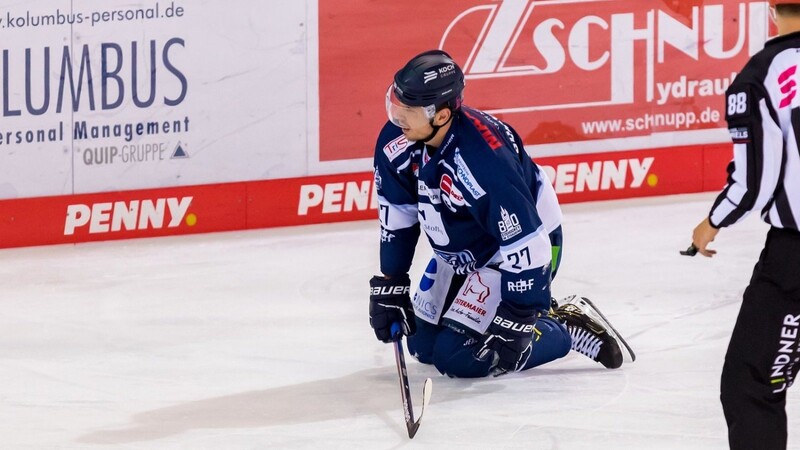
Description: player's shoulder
xmin=457 ymin=107 xmax=508 ymax=153
xmin=454 ymin=107 xmax=521 ymax=170
xmin=375 ymin=121 xmax=414 ymax=164
xmin=734 ymin=32 xmax=800 ymax=87
xmin=448 ymin=114 xmax=519 ymax=199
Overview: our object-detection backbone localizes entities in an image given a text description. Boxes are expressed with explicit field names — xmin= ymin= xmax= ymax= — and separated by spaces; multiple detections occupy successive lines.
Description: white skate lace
xmin=568 ymin=325 xmax=602 ymax=360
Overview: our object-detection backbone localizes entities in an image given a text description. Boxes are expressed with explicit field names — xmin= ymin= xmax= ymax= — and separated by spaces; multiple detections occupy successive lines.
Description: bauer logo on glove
xmin=370 ymin=285 xmax=410 ymax=296
xmin=492 ymin=315 xmax=535 ymax=334
xmin=369 ymin=274 xmax=416 ymax=343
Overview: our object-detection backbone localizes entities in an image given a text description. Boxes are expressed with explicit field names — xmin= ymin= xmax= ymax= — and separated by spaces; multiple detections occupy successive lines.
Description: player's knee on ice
xmin=431 ymin=328 xmax=493 ymax=378
xmin=407 ymin=319 xmax=439 ymax=364
xmin=408 ymin=320 xmax=491 ymax=377
xmin=407 ymin=316 xmax=571 ymax=378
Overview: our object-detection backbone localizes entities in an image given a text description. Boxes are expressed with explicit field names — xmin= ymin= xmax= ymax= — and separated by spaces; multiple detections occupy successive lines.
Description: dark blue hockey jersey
xmin=373 ymin=106 xmax=562 ymax=311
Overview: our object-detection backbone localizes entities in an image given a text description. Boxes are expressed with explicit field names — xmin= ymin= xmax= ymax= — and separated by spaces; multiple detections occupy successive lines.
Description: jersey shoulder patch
xmin=382 ymin=134 xmax=410 ymax=162
xmin=725 ymin=78 xmax=762 ymax=142
xmin=728 ymin=126 xmax=750 ymax=144
xmin=725 ymin=86 xmax=754 ymax=121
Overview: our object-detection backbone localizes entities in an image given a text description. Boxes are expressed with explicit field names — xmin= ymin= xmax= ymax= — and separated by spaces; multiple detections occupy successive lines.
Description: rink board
xmin=0 ymin=0 xmax=771 ymax=247
xmin=0 ymin=144 xmax=731 ymax=248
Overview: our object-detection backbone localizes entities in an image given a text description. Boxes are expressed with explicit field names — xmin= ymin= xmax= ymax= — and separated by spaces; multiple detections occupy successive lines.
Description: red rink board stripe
xmin=0 ymin=145 xmax=731 ymax=249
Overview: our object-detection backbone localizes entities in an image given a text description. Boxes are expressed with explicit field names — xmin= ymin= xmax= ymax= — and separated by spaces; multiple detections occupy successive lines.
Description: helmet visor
xmin=385 ymin=85 xmax=436 ymax=129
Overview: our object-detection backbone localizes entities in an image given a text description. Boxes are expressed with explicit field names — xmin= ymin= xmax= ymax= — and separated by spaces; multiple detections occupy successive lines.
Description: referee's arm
xmin=692 ymin=82 xmax=783 ymax=257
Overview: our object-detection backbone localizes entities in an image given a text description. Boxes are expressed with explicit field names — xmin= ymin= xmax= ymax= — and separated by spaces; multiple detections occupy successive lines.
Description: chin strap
xmin=421 ymin=110 xmax=455 ymax=143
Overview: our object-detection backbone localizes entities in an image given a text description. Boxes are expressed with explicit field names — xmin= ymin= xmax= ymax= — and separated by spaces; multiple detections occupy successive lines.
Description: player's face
xmin=386 ymin=86 xmax=436 ymax=140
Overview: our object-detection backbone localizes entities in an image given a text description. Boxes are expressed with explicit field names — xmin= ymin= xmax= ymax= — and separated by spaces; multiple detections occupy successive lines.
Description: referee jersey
xmin=710 ymin=31 xmax=800 ymax=231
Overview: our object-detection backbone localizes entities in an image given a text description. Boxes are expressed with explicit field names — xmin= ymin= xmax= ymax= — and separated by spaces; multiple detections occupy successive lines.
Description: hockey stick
xmin=679 ymin=243 xmax=699 ymax=256
xmin=390 ymin=322 xmax=432 ymax=439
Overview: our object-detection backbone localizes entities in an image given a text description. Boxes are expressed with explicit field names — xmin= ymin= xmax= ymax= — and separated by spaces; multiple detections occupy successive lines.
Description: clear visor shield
xmin=385 ymin=85 xmax=436 ymax=129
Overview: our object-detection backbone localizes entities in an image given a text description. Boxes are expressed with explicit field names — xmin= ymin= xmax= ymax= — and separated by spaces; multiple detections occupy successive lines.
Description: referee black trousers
xmin=721 ymin=227 xmax=800 ymax=450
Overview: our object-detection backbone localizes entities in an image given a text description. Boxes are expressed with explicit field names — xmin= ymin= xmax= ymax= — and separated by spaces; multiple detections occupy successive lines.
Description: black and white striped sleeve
xmin=709 ymin=81 xmax=784 ymax=228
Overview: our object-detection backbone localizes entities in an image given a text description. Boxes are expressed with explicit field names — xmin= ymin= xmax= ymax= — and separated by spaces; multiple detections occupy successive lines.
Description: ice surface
xmin=0 ymin=192 xmax=794 ymax=449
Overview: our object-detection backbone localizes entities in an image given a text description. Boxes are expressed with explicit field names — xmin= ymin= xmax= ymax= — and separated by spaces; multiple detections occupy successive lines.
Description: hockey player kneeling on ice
xmin=368 ymin=49 xmax=635 ymax=378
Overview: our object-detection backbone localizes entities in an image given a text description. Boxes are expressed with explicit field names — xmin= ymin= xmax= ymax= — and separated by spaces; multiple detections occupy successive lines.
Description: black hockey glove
xmin=475 ymin=301 xmax=537 ymax=374
xmin=369 ymin=274 xmax=416 ymax=343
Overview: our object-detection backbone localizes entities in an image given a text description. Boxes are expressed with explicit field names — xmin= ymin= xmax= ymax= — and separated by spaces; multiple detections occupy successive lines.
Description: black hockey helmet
xmin=391 ymin=50 xmax=465 ymax=111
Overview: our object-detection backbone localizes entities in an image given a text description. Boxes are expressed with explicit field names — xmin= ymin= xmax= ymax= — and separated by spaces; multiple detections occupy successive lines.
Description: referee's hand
xmin=691 ymin=217 xmax=719 ymax=257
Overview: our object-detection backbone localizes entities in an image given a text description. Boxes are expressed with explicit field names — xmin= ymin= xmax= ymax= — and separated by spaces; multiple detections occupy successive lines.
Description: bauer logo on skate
xmin=63 ymin=197 xmax=193 ymax=235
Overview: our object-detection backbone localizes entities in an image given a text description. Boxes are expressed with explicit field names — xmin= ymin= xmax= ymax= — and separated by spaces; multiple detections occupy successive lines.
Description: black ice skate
xmin=553 ymin=295 xmax=636 ymax=369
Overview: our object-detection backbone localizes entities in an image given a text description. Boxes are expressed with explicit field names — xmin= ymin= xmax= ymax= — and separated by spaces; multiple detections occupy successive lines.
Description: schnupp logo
xmin=540 ymin=157 xmax=655 ymax=194
xmin=440 ymin=1 xmax=767 ymax=111
xmin=64 ymin=197 xmax=194 ymax=235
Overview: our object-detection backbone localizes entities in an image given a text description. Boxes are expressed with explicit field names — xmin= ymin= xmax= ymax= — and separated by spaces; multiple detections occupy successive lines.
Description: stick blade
xmin=406 ymin=421 xmax=421 ymax=438
xmin=421 ymin=378 xmax=432 ymax=414
xmin=406 ymin=378 xmax=432 ymax=439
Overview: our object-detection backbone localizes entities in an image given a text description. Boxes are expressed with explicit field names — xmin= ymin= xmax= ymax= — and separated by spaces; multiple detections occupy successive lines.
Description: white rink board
xmin=0 ymin=0 xmax=310 ymax=199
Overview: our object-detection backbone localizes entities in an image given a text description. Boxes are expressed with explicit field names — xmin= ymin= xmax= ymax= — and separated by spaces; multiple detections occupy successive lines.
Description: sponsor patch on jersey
xmin=497 ymin=207 xmax=522 ymax=241
xmin=454 ymin=150 xmax=486 ymax=199
xmin=383 ymin=134 xmax=409 ymax=162
xmin=729 ymin=127 xmax=750 ymax=144
xmin=507 ymin=278 xmax=536 ymax=293
xmin=440 ymin=174 xmax=467 ymax=211
xmin=418 ymin=181 xmax=441 ymax=204
xmin=412 ymin=292 xmax=440 ymax=321
xmin=778 ymin=65 xmax=798 ymax=109
xmin=459 ymin=272 xmax=490 ymax=304
xmin=420 ymin=259 xmax=437 ymax=291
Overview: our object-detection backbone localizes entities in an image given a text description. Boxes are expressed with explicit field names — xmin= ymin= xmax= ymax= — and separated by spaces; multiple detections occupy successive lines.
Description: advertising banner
xmin=318 ymin=0 xmax=769 ymax=163
xmin=0 ymin=144 xmax=731 ymax=249
xmin=0 ymin=182 xmax=246 ymax=247
xmin=0 ymin=0 xmax=763 ymax=248
xmin=0 ymin=0 xmax=309 ymax=200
